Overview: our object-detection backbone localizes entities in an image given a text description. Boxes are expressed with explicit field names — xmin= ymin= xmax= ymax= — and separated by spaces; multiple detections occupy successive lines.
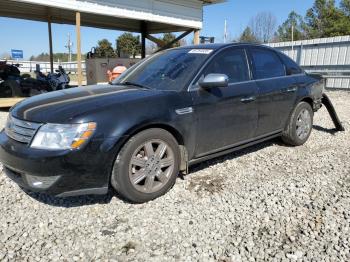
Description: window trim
xmin=252 ymin=73 xmax=305 ymax=82
xmin=187 ymin=46 xmax=253 ymax=91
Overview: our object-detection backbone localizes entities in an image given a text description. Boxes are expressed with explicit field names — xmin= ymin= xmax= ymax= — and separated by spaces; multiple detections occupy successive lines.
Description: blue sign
xmin=11 ymin=49 xmax=23 ymax=59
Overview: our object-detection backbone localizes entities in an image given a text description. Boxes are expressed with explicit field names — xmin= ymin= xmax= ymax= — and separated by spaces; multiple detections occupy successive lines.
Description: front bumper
xmin=0 ymin=130 xmax=115 ymax=197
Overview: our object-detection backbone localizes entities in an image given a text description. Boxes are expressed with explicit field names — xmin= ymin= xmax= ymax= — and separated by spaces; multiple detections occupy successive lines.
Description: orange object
xmin=71 ymin=122 xmax=97 ymax=149
xmin=107 ymin=66 xmax=127 ymax=82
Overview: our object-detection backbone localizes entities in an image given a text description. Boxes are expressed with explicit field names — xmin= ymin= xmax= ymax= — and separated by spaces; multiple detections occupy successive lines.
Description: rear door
xmin=248 ymin=47 xmax=298 ymax=136
xmin=190 ymin=47 xmax=259 ymax=157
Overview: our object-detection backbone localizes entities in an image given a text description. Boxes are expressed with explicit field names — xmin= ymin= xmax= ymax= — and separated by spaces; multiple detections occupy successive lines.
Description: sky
xmin=0 ymin=0 xmax=319 ymax=59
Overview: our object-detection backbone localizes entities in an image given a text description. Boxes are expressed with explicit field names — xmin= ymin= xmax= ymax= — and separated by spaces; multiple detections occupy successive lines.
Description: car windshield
xmin=113 ymin=49 xmax=211 ymax=91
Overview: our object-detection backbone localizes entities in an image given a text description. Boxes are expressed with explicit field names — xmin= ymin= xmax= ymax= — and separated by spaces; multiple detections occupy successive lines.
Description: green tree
xmin=161 ymin=33 xmax=181 ymax=48
xmin=239 ymin=27 xmax=259 ymax=43
xmin=95 ymin=39 xmax=116 ymax=58
xmin=276 ymin=11 xmax=306 ymax=41
xmin=305 ymin=0 xmax=350 ymax=38
xmin=1 ymin=52 xmax=12 ymax=60
xmin=35 ymin=52 xmax=50 ymax=61
xmin=116 ymin=33 xmax=141 ymax=58
xmin=29 ymin=52 xmax=85 ymax=62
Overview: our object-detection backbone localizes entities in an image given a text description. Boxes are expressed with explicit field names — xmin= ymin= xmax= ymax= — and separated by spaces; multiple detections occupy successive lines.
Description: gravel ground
xmin=1 ymin=91 xmax=350 ymax=262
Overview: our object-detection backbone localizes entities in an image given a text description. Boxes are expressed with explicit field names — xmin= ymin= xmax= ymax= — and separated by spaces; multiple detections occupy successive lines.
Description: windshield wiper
xmin=122 ymin=81 xmax=151 ymax=90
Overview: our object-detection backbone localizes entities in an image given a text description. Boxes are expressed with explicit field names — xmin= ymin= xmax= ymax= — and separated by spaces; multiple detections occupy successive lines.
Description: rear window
xmin=278 ymin=53 xmax=303 ymax=75
xmin=250 ymin=48 xmax=285 ymax=80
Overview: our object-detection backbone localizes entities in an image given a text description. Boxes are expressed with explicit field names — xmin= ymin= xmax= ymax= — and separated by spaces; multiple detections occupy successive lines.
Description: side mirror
xmin=198 ymin=73 xmax=229 ymax=89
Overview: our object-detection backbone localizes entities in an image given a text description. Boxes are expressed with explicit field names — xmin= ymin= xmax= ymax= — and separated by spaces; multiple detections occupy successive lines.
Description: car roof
xmin=176 ymin=42 xmax=273 ymax=51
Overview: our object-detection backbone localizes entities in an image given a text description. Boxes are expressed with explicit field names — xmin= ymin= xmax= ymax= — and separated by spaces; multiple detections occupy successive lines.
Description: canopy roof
xmin=0 ymin=0 xmax=224 ymax=33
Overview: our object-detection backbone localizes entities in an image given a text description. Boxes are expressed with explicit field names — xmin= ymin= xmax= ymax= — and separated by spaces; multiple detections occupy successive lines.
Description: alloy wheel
xmin=296 ymin=108 xmax=312 ymax=140
xmin=128 ymin=139 xmax=175 ymax=193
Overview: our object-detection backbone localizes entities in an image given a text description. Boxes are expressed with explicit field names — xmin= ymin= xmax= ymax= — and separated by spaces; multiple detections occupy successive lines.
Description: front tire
xmin=282 ymin=102 xmax=314 ymax=146
xmin=111 ymin=128 xmax=180 ymax=203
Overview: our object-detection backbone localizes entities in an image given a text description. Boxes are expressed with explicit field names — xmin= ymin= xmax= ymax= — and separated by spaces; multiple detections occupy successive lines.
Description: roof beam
xmin=3 ymin=0 xmax=204 ymax=32
xmin=145 ymin=34 xmax=166 ymax=48
xmin=157 ymin=30 xmax=194 ymax=52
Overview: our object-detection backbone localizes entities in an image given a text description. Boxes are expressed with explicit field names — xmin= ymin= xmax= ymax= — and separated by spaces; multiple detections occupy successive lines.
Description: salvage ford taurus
xmin=0 ymin=43 xmax=343 ymax=203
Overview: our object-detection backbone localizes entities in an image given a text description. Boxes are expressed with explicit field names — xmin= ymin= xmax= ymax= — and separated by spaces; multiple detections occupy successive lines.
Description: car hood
xmin=10 ymin=84 xmax=159 ymax=123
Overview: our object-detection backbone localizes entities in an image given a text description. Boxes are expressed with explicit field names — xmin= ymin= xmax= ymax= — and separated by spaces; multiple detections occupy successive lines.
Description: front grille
xmin=5 ymin=115 xmax=41 ymax=144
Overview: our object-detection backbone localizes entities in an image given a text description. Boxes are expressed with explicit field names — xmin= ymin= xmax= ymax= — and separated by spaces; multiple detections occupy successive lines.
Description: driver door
xmin=190 ymin=47 xmax=259 ymax=157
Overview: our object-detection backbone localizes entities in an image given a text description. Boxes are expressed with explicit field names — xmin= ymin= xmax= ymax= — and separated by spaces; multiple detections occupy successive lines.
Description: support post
xmin=48 ymin=17 xmax=54 ymax=73
xmin=76 ymin=11 xmax=82 ymax=86
xmin=194 ymin=29 xmax=200 ymax=45
xmin=141 ymin=21 xmax=147 ymax=59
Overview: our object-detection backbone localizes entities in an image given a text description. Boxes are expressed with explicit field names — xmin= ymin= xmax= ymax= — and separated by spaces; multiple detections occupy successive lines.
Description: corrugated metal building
xmin=0 ymin=0 xmax=224 ymax=85
xmin=268 ymin=36 xmax=350 ymax=89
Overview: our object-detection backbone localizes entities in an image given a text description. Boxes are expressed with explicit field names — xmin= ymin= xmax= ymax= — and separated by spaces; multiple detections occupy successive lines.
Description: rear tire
xmin=111 ymin=128 xmax=180 ymax=203
xmin=282 ymin=102 xmax=314 ymax=146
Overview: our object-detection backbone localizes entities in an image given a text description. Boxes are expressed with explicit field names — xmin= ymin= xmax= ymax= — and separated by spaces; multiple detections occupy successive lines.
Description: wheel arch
xmin=125 ymin=123 xmax=185 ymax=146
xmin=282 ymin=98 xmax=314 ymax=146
xmin=299 ymin=96 xmax=314 ymax=109
xmin=284 ymin=96 xmax=314 ymax=130
xmin=110 ymin=122 xmax=189 ymax=174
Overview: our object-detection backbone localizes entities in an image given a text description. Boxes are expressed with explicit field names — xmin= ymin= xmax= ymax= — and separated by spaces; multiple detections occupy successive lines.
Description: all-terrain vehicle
xmin=0 ymin=62 xmax=71 ymax=97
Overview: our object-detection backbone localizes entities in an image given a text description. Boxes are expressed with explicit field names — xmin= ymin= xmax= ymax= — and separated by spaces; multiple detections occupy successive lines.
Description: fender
xmin=99 ymin=121 xmax=191 ymax=173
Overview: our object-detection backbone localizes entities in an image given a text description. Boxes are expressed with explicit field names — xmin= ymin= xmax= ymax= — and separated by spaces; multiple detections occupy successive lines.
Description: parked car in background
xmin=0 ymin=43 xmax=332 ymax=203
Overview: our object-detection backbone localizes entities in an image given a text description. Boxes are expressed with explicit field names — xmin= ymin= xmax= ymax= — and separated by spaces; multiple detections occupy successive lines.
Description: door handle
xmin=240 ymin=96 xmax=256 ymax=103
xmin=285 ymin=86 xmax=298 ymax=93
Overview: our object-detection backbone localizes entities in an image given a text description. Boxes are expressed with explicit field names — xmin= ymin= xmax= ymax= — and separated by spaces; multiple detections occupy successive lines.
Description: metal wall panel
xmin=268 ymin=36 xmax=350 ymax=89
xmin=5 ymin=60 xmax=87 ymax=74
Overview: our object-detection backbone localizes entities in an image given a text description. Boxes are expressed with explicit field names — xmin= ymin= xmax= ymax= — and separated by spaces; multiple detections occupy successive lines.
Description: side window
xmin=278 ymin=53 xmax=303 ymax=75
xmin=250 ymin=48 xmax=285 ymax=79
xmin=201 ymin=48 xmax=250 ymax=84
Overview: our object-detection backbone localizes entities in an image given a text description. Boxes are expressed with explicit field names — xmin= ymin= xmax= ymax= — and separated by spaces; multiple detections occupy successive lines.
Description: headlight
xmin=31 ymin=122 xmax=96 ymax=150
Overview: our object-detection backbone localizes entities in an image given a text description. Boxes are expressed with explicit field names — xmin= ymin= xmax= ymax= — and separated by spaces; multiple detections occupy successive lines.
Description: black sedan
xmin=0 ymin=43 xmax=326 ymax=203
